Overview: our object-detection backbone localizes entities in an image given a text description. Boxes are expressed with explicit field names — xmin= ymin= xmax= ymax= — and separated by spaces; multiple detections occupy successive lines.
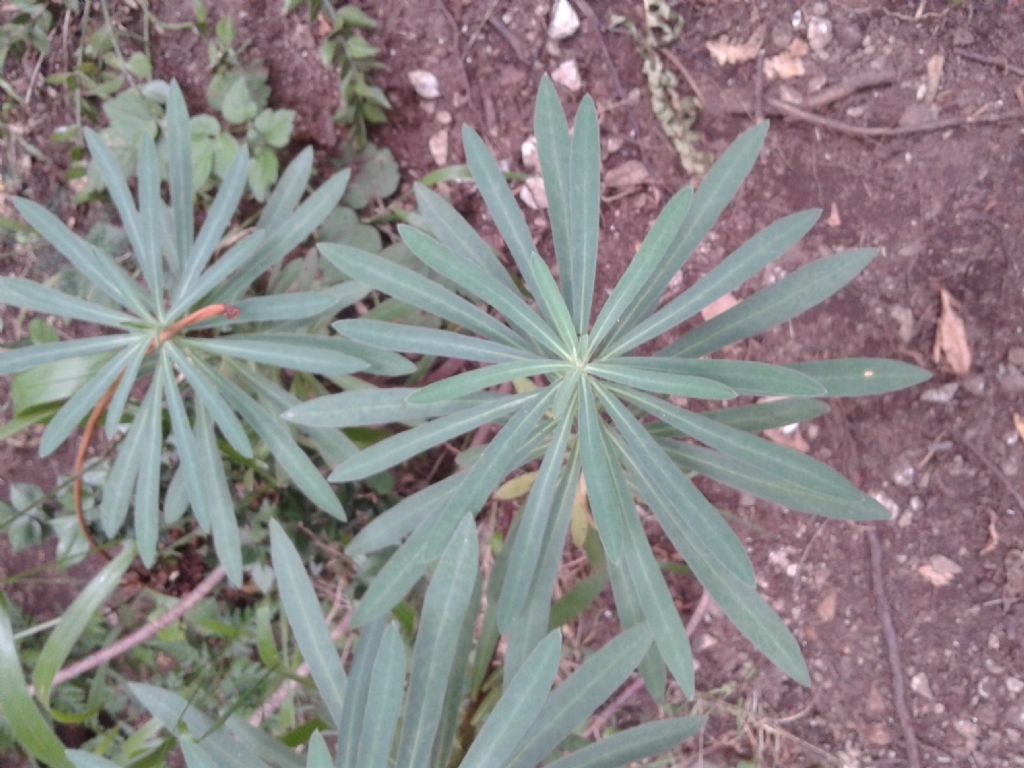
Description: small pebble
xmin=921 ymin=382 xmax=959 ymax=403
xmin=548 ymin=0 xmax=580 ymax=41
xmin=408 ymin=69 xmax=440 ymax=99
xmin=551 ymin=58 xmax=583 ymax=92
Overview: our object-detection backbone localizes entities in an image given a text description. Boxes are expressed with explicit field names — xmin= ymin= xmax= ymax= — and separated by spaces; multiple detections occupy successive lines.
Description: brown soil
xmin=3 ymin=1 xmax=1024 ymax=766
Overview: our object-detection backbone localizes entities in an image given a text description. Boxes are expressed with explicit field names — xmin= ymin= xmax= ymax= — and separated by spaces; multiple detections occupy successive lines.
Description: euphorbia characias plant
xmin=287 ymin=75 xmax=930 ymax=693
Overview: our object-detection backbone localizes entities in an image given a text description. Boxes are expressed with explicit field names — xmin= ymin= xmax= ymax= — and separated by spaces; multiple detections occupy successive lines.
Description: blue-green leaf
xmin=0 ymin=278 xmax=136 ymax=329
xmin=544 ymin=716 xmax=705 ymax=768
xmin=786 ymin=358 xmax=931 ymax=396
xmin=166 ymin=82 xmax=194 ymax=278
xmin=534 ymin=75 xmax=573 ymax=310
xmin=567 ymin=95 xmax=600 ymax=333
xmin=354 ymin=622 xmax=405 ymax=768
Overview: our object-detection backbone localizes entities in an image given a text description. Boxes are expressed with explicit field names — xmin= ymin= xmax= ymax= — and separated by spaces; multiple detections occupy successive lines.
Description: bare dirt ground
xmin=3 ymin=1 xmax=1024 ymax=766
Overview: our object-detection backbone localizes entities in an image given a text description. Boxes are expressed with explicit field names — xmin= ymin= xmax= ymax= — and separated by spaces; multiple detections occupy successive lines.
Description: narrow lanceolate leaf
xmin=606 ymin=549 xmax=666 ymax=703
xmin=608 ymin=121 xmax=769 ymax=343
xmin=662 ymin=440 xmax=888 ymax=521
xmin=700 ymin=398 xmax=829 ymax=433
xmin=0 ymin=278 xmax=136 ymax=329
xmin=535 ymin=75 xmax=573 ymax=306
xmin=136 ymin=133 xmax=163 ymax=307
xmin=414 ymin=182 xmax=515 ymax=289
xmin=214 ymin=169 xmax=350 ymax=303
xmin=462 ymin=126 xmax=566 ymax=331
xmin=104 ymin=338 xmax=150 ymax=438
xmin=663 ymin=248 xmax=877 ymax=358
xmin=497 ymin=386 xmax=576 ymax=631
xmin=395 ymin=517 xmax=478 ymax=768
xmin=161 ymin=353 xmax=212 ymax=531
xmin=589 ymin=187 xmax=692 ymax=352
xmin=283 ymin=386 xmax=469 ymax=430
xmin=222 ymin=284 xmax=367 ymax=325
xmin=337 ymin=620 xmax=387 ymax=768
xmin=602 ymin=401 xmax=809 ymax=685
xmin=258 ymin=146 xmax=313 ymax=229
xmin=320 ymin=243 xmax=525 ymax=349
xmin=270 ymin=520 xmax=347 ymax=729
xmin=526 ymin=250 xmax=577 ymax=350
xmin=329 ymin=392 xmax=538 ymax=482
xmin=186 ymin=334 xmax=368 ymax=378
xmin=170 ymin=230 xmax=268 ymax=317
xmin=460 ymin=630 xmax=562 ymax=768
xmin=505 ymin=624 xmax=655 ymax=768
xmin=568 ymin=95 xmax=600 ymax=333
xmin=305 ymin=731 xmax=331 ymax=768
xmin=399 ymin=225 xmax=565 ymax=356
xmin=0 ymin=603 xmax=73 ymax=768
xmin=578 ymin=379 xmax=626 ymax=563
xmin=134 ymin=363 xmax=164 ymax=566
xmin=165 ymin=82 xmax=194 ymax=277
xmin=67 ymin=751 xmax=122 ymax=768
xmin=587 ymin=361 xmax=738 ymax=401
xmin=347 ymin=474 xmax=458 ymax=556
xmin=0 ymin=334 xmax=133 ymax=376
xmin=40 ymin=341 xmax=141 ymax=457
xmin=409 ymin=359 xmax=571 ymax=405
xmin=608 ymin=208 xmax=821 ymax=356
xmin=165 ymin=343 xmax=253 ymax=458
xmin=621 ymin=388 xmax=870 ymax=502
xmin=605 ymin=357 xmax=826 ymax=397
xmin=333 ymin=319 xmax=529 ymax=364
xmin=195 ymin=405 xmax=243 ymax=585
xmin=180 ymin=739 xmax=220 ymax=768
xmin=33 ymin=543 xmax=136 ymax=708
xmin=597 ymin=388 xmax=756 ymax=586
xmin=178 ymin=145 xmax=250 ymax=300
xmin=215 ymin=367 xmax=345 ymax=520
xmin=619 ymin=506 xmax=694 ymax=696
xmin=12 ymin=198 xmax=153 ymax=319
xmin=544 ymin=716 xmax=706 ymax=768
xmin=101 ymin=388 xmax=154 ymax=537
xmin=354 ymin=623 xmax=405 ymax=768
xmin=786 ymin=358 xmax=931 ymax=396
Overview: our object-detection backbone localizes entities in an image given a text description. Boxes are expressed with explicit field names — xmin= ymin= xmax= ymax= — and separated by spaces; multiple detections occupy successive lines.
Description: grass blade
xmin=786 ymin=358 xmax=931 ymax=396
xmin=395 ymin=516 xmax=478 ymax=767
xmin=567 ymin=95 xmax=600 ymax=333
xmin=460 ymin=630 xmax=562 ymax=768
xmin=544 ymin=716 xmax=706 ymax=768
xmin=33 ymin=543 xmax=136 ymax=708
xmin=270 ymin=520 xmax=347 ymax=728
xmin=663 ymin=248 xmax=877 ymax=357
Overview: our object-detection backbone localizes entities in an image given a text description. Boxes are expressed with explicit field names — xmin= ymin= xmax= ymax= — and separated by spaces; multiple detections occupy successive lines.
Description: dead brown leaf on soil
xmin=932 ymin=287 xmax=972 ymax=375
xmin=1013 ymin=412 xmax=1024 ymax=442
xmin=764 ymin=39 xmax=809 ymax=81
xmin=706 ymin=25 xmax=765 ymax=67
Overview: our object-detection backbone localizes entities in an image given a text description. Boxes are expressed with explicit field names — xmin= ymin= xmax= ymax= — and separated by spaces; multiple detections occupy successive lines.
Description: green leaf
xmin=136 ymin=133 xmax=164 ymax=307
xmin=12 ymin=198 xmax=154 ymax=320
xmin=608 ymin=208 xmax=821 ymax=356
xmin=166 ymin=82 xmax=194 ymax=279
xmin=462 ymin=125 xmax=566 ymax=333
xmin=413 ymin=183 xmax=514 ymax=290
xmin=329 ymin=392 xmax=538 ymax=481
xmin=525 ymin=250 xmax=577 ymax=351
xmin=606 ymin=357 xmax=826 ymax=397
xmin=67 ymin=752 xmax=122 ymax=768
xmin=10 ymin=351 xmax=105 ymax=417
xmin=171 ymin=230 xmax=268 ymax=316
xmin=133 ymin=364 xmax=164 ymax=566
xmin=102 ymin=382 xmax=159 ymax=537
xmin=352 ymin=518 xmax=439 ymax=627
xmin=305 ymin=732 xmax=331 ymax=768
xmin=399 ymin=225 xmax=564 ymax=356
xmin=567 ymin=95 xmax=600 ymax=333
xmin=587 ymin=361 xmax=738 ymax=401
xmin=394 ymin=516 xmax=478 ymax=767
xmin=254 ymin=108 xmax=295 ymax=148
xmin=164 ymin=342 xmax=253 ymax=458
xmin=181 ymin=738 xmax=219 ymax=768
xmin=534 ymin=76 xmax=573 ymax=311
xmin=589 ymin=186 xmax=693 ymax=352
xmin=663 ymin=248 xmax=877 ymax=358
xmin=544 ymin=716 xmax=706 ymax=768
xmin=225 ymin=284 xmax=367 ymax=325
xmin=342 ymin=144 xmax=399 ymax=209
xmin=104 ymin=338 xmax=149 ymax=437
xmin=505 ymin=624 xmax=654 ymax=768
xmin=161 ymin=351 xmax=213 ymax=535
xmin=40 ymin=340 xmax=142 ymax=457
xmin=258 ymin=146 xmax=313 ymax=229
xmin=346 ymin=473 xmax=459 ymax=557
xmin=0 ymin=602 xmax=73 ymax=768
xmin=786 ymin=358 xmax=932 ymax=396
xmin=320 ymin=243 xmax=525 ymax=350
xmin=248 ymin=147 xmax=279 ymax=202
xmin=354 ymin=622 xmax=404 ymax=768
xmin=33 ymin=543 xmax=135 ymax=709
xmin=185 ymin=334 xmax=369 ymax=377
xmin=283 ymin=386 xmax=468 ymax=430
xmin=221 ymin=76 xmax=258 ymax=124
xmin=270 ymin=520 xmax=347 ymax=728
xmin=0 ymin=335 xmax=133 ymax=376
xmin=460 ymin=629 xmax=562 ymax=768
xmin=700 ymin=398 xmax=829 ymax=433
xmin=409 ymin=360 xmax=571 ymax=404
xmin=609 ymin=121 xmax=769 ymax=342
xmin=578 ymin=379 xmax=626 ymax=563
xmin=336 ymin=620 xmax=387 ymax=768
xmin=332 ymin=319 xmax=527 ymax=364
xmin=177 ymin=143 xmax=250 ymax=301
xmin=497 ymin=391 xmax=575 ymax=631
xmin=606 ymin=551 xmax=665 ymax=703
xmin=0 ymin=277 xmax=136 ymax=328
xmin=195 ymin=405 xmax=243 ymax=585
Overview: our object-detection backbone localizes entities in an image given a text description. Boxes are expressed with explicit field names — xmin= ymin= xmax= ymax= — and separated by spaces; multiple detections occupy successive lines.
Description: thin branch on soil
xmin=464 ymin=0 xmax=503 ymax=54
xmin=30 ymin=564 xmax=227 ymax=696
xmin=435 ymin=0 xmax=480 ymax=122
xmin=720 ymin=69 xmax=896 ymax=117
xmin=955 ymin=47 xmax=1024 ymax=77
xmin=867 ymin=528 xmax=922 ymax=768
xmin=960 ymin=438 xmax=1024 ymax=513
xmin=659 ymin=47 xmax=709 ymax=111
xmin=487 ymin=16 xmax=528 ymax=65
xmin=585 ymin=591 xmax=711 ymax=739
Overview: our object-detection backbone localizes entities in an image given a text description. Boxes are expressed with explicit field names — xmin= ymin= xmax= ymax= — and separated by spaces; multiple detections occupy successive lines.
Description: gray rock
xmin=921 ymin=382 xmax=959 ymax=403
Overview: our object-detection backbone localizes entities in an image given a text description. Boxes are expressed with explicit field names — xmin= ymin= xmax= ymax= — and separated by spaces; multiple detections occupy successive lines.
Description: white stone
xmin=408 ymin=69 xmax=440 ymax=99
xmin=548 ymin=0 xmax=580 ymax=40
xmin=519 ymin=177 xmax=548 ymax=210
xmin=428 ymin=129 xmax=448 ymax=166
xmin=551 ymin=58 xmax=583 ymax=92
xmin=521 ymin=136 xmax=539 ymax=170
